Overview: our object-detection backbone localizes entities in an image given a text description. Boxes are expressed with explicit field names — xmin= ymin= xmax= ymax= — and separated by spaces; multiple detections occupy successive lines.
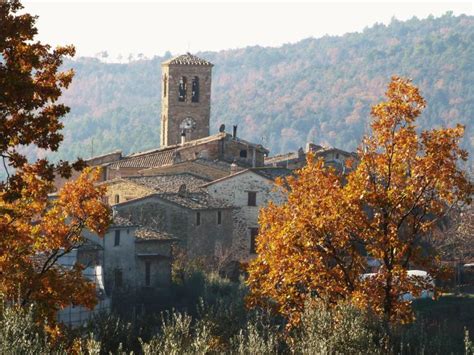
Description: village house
xmin=138 ymin=158 xmax=237 ymax=181
xmin=102 ymin=172 xmax=211 ymax=205
xmin=96 ymin=215 xmax=177 ymax=292
xmin=113 ymin=192 xmax=233 ymax=261
xmin=203 ymin=167 xmax=292 ymax=262
xmin=53 ymin=53 xmax=354 ymax=311
xmin=265 ymin=142 xmax=357 ymax=171
xmin=98 ymin=172 xmax=233 ymax=261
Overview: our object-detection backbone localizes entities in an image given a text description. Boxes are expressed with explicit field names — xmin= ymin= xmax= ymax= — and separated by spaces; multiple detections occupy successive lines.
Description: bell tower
xmin=161 ymin=53 xmax=213 ymax=147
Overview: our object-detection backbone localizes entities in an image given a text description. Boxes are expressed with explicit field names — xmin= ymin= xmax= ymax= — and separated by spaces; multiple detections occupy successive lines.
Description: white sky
xmin=22 ymin=0 xmax=473 ymax=60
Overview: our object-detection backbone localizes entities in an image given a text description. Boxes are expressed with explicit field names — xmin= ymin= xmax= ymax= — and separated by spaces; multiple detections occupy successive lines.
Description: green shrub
xmin=0 ymin=303 xmax=52 ymax=355
xmin=291 ymin=300 xmax=381 ymax=355
xmin=140 ymin=311 xmax=213 ymax=354
xmin=230 ymin=315 xmax=280 ymax=354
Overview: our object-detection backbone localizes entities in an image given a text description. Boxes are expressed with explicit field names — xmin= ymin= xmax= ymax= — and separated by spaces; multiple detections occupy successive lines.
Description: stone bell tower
xmin=160 ymin=53 xmax=213 ymax=147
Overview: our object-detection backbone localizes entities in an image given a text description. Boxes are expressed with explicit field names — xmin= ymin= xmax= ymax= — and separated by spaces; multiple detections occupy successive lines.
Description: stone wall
xmin=139 ymin=161 xmax=230 ymax=181
xmin=205 ymin=171 xmax=286 ymax=261
xmin=161 ymin=64 xmax=212 ymax=147
xmin=84 ymin=227 xmax=173 ymax=292
xmin=102 ymin=226 xmax=137 ymax=292
xmin=135 ymin=241 xmax=173 ymax=288
xmin=104 ymin=180 xmax=152 ymax=205
xmin=175 ymin=134 xmax=267 ymax=168
xmin=114 ymin=195 xmax=234 ymax=261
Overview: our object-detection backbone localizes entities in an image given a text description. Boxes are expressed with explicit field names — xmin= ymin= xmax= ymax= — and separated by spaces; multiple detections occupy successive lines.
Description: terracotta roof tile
xmin=111 ymin=215 xmax=136 ymax=227
xmin=125 ymin=173 xmax=209 ymax=193
xmin=264 ymin=152 xmax=300 ymax=165
xmin=135 ymin=227 xmax=177 ymax=242
xmin=108 ymin=149 xmax=176 ymax=169
xmin=162 ymin=53 xmax=213 ymax=66
xmin=158 ymin=192 xmax=231 ymax=210
xmin=250 ymin=167 xmax=294 ymax=181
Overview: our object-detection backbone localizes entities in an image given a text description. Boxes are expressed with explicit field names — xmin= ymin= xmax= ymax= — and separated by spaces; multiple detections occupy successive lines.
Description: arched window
xmin=191 ymin=76 xmax=199 ymax=102
xmin=178 ymin=76 xmax=187 ymax=102
xmin=163 ymin=74 xmax=167 ymax=97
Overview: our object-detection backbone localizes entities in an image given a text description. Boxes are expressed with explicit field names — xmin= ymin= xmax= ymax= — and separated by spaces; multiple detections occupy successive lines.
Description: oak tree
xmin=0 ymin=0 xmax=110 ymax=325
xmin=247 ymin=77 xmax=472 ymax=326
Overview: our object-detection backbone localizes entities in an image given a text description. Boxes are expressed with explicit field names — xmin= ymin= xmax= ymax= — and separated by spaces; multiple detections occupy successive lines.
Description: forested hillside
xmin=50 ymin=13 xmax=473 ymax=163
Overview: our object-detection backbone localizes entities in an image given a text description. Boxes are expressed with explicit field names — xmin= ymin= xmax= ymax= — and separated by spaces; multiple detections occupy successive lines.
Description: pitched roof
xmin=115 ymin=192 xmax=232 ymax=210
xmin=125 ymin=173 xmax=210 ymax=193
xmin=250 ymin=167 xmax=294 ymax=181
xmin=137 ymin=158 xmax=233 ymax=179
xmin=264 ymin=152 xmax=300 ymax=165
xmin=158 ymin=192 xmax=230 ymax=210
xmin=193 ymin=158 xmax=233 ymax=171
xmin=108 ymin=148 xmax=176 ymax=169
xmin=135 ymin=227 xmax=177 ymax=242
xmin=264 ymin=146 xmax=356 ymax=165
xmin=106 ymin=132 xmax=269 ymax=171
xmin=201 ymin=167 xmax=293 ymax=187
xmin=162 ymin=53 xmax=213 ymax=66
xmin=111 ymin=214 xmax=137 ymax=227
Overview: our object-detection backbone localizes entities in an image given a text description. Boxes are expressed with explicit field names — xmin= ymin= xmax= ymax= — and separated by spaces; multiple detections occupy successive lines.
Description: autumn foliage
xmin=0 ymin=0 xmax=110 ymax=325
xmin=0 ymin=168 xmax=110 ymax=322
xmin=247 ymin=77 xmax=473 ymax=326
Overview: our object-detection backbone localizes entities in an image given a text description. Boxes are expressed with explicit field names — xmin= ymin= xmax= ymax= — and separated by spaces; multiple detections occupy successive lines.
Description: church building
xmin=160 ymin=53 xmax=213 ymax=146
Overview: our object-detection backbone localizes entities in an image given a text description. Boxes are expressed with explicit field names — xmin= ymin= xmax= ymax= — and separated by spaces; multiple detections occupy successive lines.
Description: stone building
xmin=139 ymin=158 xmax=236 ymax=181
xmin=47 ymin=51 xmax=367 ymax=311
xmin=114 ymin=192 xmax=233 ymax=261
xmin=56 ymin=244 xmax=110 ymax=327
xmin=265 ymin=142 xmax=357 ymax=171
xmin=102 ymin=131 xmax=268 ymax=180
xmin=96 ymin=215 xmax=176 ymax=292
xmin=102 ymin=172 xmax=210 ymax=205
xmin=102 ymin=173 xmax=234 ymax=260
xmin=53 ymin=150 xmax=123 ymax=191
xmin=203 ymin=167 xmax=292 ymax=261
xmin=161 ymin=53 xmax=213 ymax=147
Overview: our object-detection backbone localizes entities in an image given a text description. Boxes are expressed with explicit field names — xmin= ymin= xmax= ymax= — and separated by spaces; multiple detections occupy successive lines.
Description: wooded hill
xmin=50 ymin=13 xmax=473 ymax=164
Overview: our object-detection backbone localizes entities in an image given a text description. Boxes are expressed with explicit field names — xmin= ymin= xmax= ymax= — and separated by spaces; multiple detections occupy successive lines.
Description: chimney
xmin=298 ymin=147 xmax=305 ymax=159
xmin=306 ymin=142 xmax=323 ymax=153
xmin=181 ymin=130 xmax=186 ymax=145
xmin=230 ymin=160 xmax=239 ymax=174
xmin=232 ymin=125 xmax=238 ymax=138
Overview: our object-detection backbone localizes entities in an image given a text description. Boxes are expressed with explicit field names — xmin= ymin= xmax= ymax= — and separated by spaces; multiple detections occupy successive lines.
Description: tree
xmin=0 ymin=167 xmax=110 ymax=323
xmin=0 ymin=0 xmax=110 ymax=325
xmin=0 ymin=0 xmax=80 ymax=194
xmin=247 ymin=77 xmax=472 ymax=326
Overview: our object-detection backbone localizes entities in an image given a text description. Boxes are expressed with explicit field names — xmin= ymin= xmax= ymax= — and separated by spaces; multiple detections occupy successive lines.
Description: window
xmin=191 ymin=76 xmax=199 ymax=102
xmin=217 ymin=210 xmax=222 ymax=225
xmin=114 ymin=268 xmax=123 ymax=288
xmin=178 ymin=76 xmax=187 ymax=102
xmin=240 ymin=149 xmax=248 ymax=158
xmin=250 ymin=228 xmax=259 ymax=254
xmin=145 ymin=261 xmax=151 ymax=286
xmin=114 ymin=194 xmax=120 ymax=204
xmin=248 ymin=191 xmax=257 ymax=206
xmin=114 ymin=230 xmax=120 ymax=246
xmin=336 ymin=153 xmax=340 ymax=159
xmin=196 ymin=212 xmax=201 ymax=226
xmin=163 ymin=74 xmax=167 ymax=97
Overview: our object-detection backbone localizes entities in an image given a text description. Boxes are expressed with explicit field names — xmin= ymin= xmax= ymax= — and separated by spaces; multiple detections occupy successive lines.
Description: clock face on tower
xmin=180 ymin=117 xmax=197 ymax=131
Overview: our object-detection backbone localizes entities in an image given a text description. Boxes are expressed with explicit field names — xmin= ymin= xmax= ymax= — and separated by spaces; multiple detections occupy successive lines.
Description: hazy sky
xmin=22 ymin=0 xmax=473 ymax=60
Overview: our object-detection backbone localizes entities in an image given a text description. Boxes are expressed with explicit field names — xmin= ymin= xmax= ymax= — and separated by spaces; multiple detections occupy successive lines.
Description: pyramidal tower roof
xmin=162 ymin=53 xmax=213 ymax=66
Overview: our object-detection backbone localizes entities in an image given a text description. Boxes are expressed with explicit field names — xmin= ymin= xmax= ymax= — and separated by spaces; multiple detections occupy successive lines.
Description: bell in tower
xmin=160 ymin=53 xmax=213 ymax=147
